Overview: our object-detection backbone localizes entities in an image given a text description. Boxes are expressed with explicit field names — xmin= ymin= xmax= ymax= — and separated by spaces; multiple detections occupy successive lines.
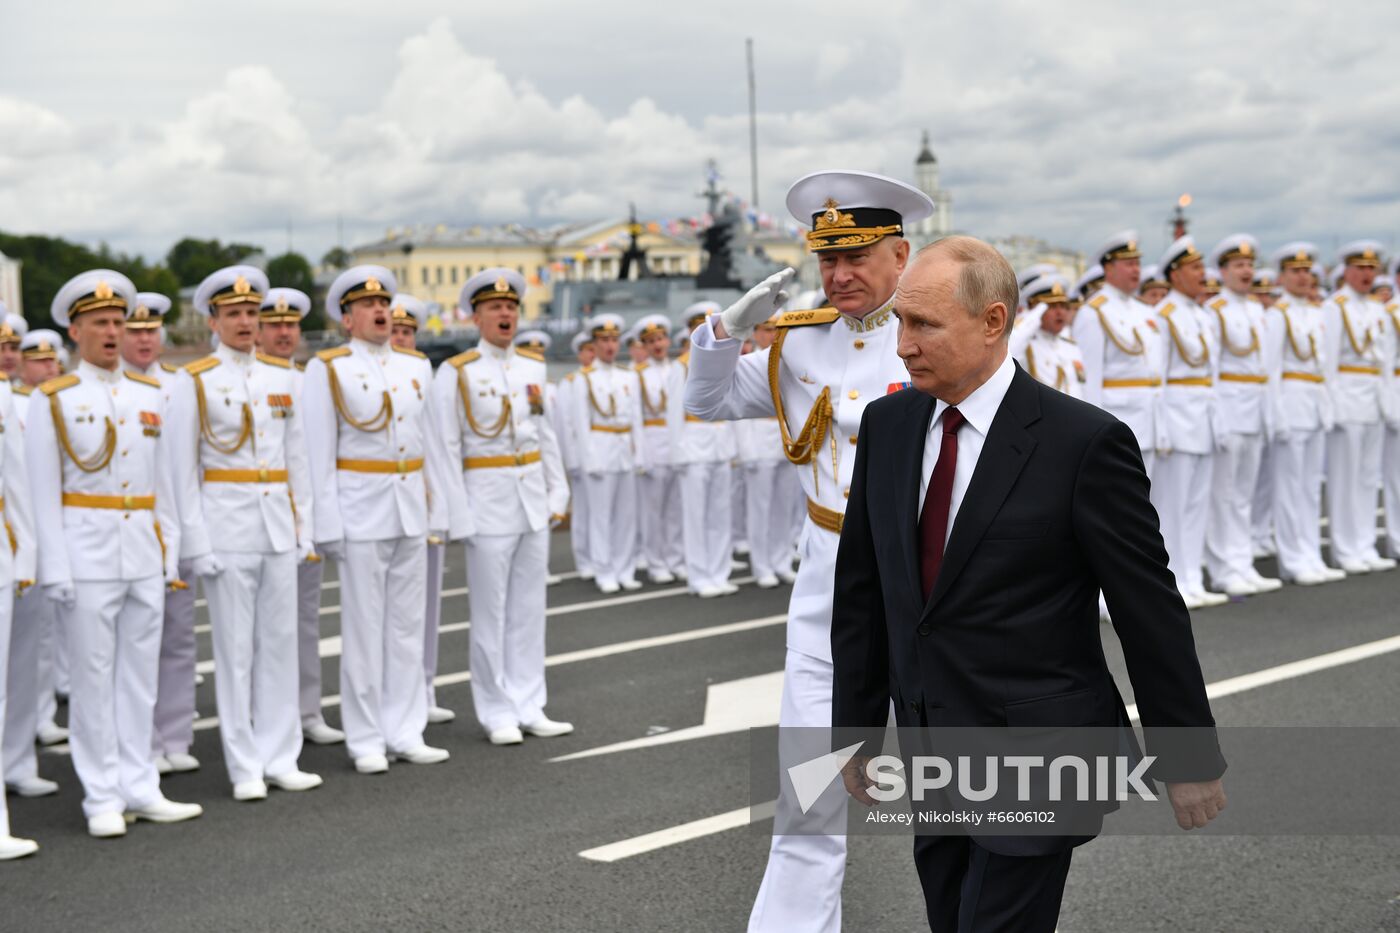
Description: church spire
xmin=916 ymin=130 xmax=936 ymax=165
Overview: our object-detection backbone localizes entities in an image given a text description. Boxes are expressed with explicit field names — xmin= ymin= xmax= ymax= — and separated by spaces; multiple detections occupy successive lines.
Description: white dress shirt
xmin=918 ymin=354 xmax=1017 ymax=546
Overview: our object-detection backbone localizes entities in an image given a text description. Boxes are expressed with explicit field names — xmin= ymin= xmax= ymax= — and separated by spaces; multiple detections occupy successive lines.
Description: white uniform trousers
xmin=680 ymin=462 xmax=732 ymax=591
xmin=35 ymin=599 xmax=61 ymax=732
xmin=731 ymin=466 xmax=748 ymax=551
xmin=1327 ymin=423 xmax=1384 ymax=565
xmin=4 ymin=590 xmax=47 ymax=784
xmin=584 ymin=471 xmax=638 ymax=589
xmin=465 ymin=530 xmax=549 ymax=732
xmin=297 ymin=557 xmax=328 ymax=729
xmin=53 ymin=610 xmax=71 ymax=697
xmin=61 ymin=575 xmax=164 ymax=818
xmin=743 ymin=462 xmax=794 ymax=582
xmin=0 ymin=584 xmax=13 ymax=836
xmin=339 ymin=537 xmax=428 ymax=760
xmin=1206 ymin=433 xmax=1264 ymax=586
xmin=423 ymin=540 xmax=445 ymax=710
xmin=203 ymin=550 xmax=301 ymax=784
xmin=1273 ymin=431 xmax=1328 ymax=578
xmin=748 ymin=646 xmax=846 ymax=933
xmin=151 ymin=561 xmax=196 ymax=757
xmin=639 ymin=467 xmax=684 ymax=578
xmin=568 ymin=469 xmax=596 ymax=578
xmin=1252 ymin=442 xmax=1276 ymax=554
xmin=1384 ymin=426 xmax=1400 ymax=556
xmin=1150 ymin=452 xmax=1213 ymax=596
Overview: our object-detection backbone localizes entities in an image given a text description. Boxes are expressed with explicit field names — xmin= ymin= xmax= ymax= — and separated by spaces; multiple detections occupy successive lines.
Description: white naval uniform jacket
xmin=733 ymin=414 xmax=785 ymax=465
xmin=667 ymin=352 xmax=737 ymax=465
xmin=553 ymin=372 xmax=581 ymax=473
xmin=167 ymin=346 xmax=313 ymax=557
xmin=1071 ymin=286 xmax=1162 ymax=451
xmin=1206 ymin=290 xmax=1273 ymax=437
xmin=433 ymin=342 xmax=568 ymax=537
xmin=1321 ymin=285 xmax=1385 ymax=426
xmin=573 ymin=362 xmax=642 ymax=475
xmin=25 ymin=361 xmax=179 ymax=584
xmin=1010 ymin=307 xmax=1082 ymax=400
xmin=1379 ymin=301 xmax=1400 ymax=428
xmin=302 ymin=339 xmax=454 ymax=544
xmin=685 ymin=298 xmax=906 ymax=662
xmin=1152 ymin=291 xmax=1219 ymax=455
xmin=635 ymin=359 xmax=675 ymax=471
xmin=1264 ymin=297 xmax=1332 ymax=434
xmin=0 ymin=379 xmax=37 ymax=586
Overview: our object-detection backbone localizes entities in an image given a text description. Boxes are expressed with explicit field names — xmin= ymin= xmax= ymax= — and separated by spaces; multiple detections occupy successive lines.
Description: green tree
xmin=321 ymin=246 xmax=353 ymax=270
xmin=166 ymin=237 xmax=258 ymax=286
xmin=266 ymin=252 xmax=314 ymax=292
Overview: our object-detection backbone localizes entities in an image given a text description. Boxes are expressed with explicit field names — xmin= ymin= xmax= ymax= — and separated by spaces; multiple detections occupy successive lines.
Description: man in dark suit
xmin=831 ymin=236 xmax=1227 ymax=932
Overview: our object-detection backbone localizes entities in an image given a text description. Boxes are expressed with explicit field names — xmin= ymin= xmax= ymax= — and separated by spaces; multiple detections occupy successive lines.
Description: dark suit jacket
xmin=831 ymin=364 xmax=1225 ymax=849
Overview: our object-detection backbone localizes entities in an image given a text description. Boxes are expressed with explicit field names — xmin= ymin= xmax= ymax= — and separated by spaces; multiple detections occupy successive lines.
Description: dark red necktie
xmin=919 ymin=406 xmax=965 ymax=602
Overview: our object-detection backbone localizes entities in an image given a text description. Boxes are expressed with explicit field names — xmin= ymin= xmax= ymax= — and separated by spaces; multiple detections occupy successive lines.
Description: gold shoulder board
xmin=14 ymin=385 xmax=32 ymax=396
xmin=1087 ymin=295 xmax=1108 ymax=310
xmin=184 ymin=356 xmax=220 ymax=375
xmin=125 ymin=371 xmax=161 ymax=388
xmin=160 ymin=362 xmax=180 ymax=374
xmin=1273 ymin=300 xmax=1290 ymax=312
xmin=1208 ymin=298 xmax=1228 ymax=312
xmin=447 ymin=350 xmax=480 ymax=369
xmin=1157 ymin=302 xmax=1176 ymax=317
xmin=564 ymin=372 xmax=576 ymax=382
xmin=256 ymin=352 xmax=291 ymax=369
xmin=775 ymin=307 xmax=839 ymax=328
xmin=391 ymin=345 xmax=427 ymax=359
xmin=39 ymin=374 xmax=80 ymax=396
xmin=516 ymin=348 xmax=545 ymax=363
xmin=632 ymin=360 xmax=647 ymax=372
xmin=316 ymin=347 xmax=352 ymax=362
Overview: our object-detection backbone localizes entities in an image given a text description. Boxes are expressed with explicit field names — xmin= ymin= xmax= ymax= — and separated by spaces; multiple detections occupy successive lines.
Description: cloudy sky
xmin=3 ymin=2 xmax=1397 ymax=267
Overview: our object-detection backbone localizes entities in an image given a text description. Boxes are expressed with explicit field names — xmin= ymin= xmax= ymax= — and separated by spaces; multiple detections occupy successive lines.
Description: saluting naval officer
xmin=558 ymin=332 xmax=597 ymax=581
xmin=168 ymin=266 xmax=322 ymax=800
xmin=303 ymin=266 xmax=460 ymax=774
xmin=434 ymin=269 xmax=573 ymax=745
xmin=572 ymin=313 xmax=643 ymax=594
xmin=633 ymin=314 xmax=685 ymax=584
xmin=257 ymin=286 xmax=346 ymax=746
xmin=1264 ymin=243 xmax=1344 ymax=585
xmin=1010 ymin=275 xmax=1083 ymax=400
xmin=685 ymin=170 xmax=934 ymax=933
xmin=26 ymin=270 xmax=202 ymax=838
xmin=0 ymin=307 xmax=26 ymax=379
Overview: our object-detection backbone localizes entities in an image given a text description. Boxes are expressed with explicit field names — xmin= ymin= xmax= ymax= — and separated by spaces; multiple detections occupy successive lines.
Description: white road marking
xmin=577 ymin=630 xmax=1400 ymax=862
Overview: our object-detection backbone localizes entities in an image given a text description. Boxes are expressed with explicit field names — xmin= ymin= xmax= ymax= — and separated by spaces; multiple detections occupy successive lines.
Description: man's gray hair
xmin=916 ymin=236 xmax=1018 ymax=341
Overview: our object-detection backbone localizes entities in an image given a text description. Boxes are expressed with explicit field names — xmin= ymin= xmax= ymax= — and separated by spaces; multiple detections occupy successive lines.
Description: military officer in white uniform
xmin=257 ymin=287 xmax=346 ymax=746
xmin=633 ymin=314 xmax=684 ymax=583
xmin=1322 ymin=241 xmax=1396 ymax=573
xmin=1380 ymin=263 xmax=1400 ymax=559
xmin=26 ymin=270 xmax=202 ymax=838
xmin=1071 ymin=232 xmax=1164 ymax=477
xmin=559 ymin=332 xmax=597 ymax=581
xmin=169 ymin=266 xmax=321 ymax=800
xmin=1265 ymin=243 xmax=1344 ymax=585
xmin=1011 ymin=275 xmax=1082 ymax=400
xmin=1149 ymin=238 xmax=1228 ymax=608
xmin=572 ymin=313 xmax=643 ymax=594
xmin=303 ymin=266 xmax=459 ymax=774
xmin=732 ymin=315 xmax=794 ymax=588
xmin=0 ymin=308 xmax=26 ymax=379
xmin=435 ymin=269 xmax=572 ymax=745
xmin=685 ymin=170 xmax=934 ymax=933
xmin=515 ymin=330 xmax=565 ymax=586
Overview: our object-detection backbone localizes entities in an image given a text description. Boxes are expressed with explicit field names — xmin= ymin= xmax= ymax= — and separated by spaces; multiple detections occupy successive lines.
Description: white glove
xmin=191 ymin=554 xmax=225 ymax=578
xmin=45 ymin=583 xmax=77 ymax=610
xmin=296 ymin=540 xmax=317 ymax=564
xmin=318 ymin=539 xmax=346 ymax=563
xmin=718 ymin=268 xmax=797 ymax=342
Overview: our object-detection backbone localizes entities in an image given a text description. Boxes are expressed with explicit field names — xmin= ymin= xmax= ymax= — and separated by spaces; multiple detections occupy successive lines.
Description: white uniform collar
xmin=481 ymin=340 xmax=513 ymax=362
xmin=351 ymin=337 xmax=392 ymax=359
xmin=1105 ymin=283 xmax=1134 ymax=304
xmin=215 ymin=342 xmax=256 ymax=367
xmin=840 ymin=291 xmax=896 ymax=333
xmin=79 ymin=358 xmax=122 ymax=384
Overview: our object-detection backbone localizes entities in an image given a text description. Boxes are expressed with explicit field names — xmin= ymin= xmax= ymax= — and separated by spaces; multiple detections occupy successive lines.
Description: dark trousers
xmin=913 ymin=835 xmax=1072 ymax=932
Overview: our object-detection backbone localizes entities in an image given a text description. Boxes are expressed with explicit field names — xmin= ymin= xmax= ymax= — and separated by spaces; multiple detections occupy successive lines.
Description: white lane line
xmin=193 ymin=577 xmax=761 ymax=671
xmin=187 ymin=614 xmax=787 ymax=731
xmin=579 ymin=630 xmax=1400 ymax=862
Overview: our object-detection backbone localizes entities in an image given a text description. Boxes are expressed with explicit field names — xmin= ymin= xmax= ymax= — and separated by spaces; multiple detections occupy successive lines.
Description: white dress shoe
xmin=488 ymin=726 xmax=524 ymax=746
xmin=7 ymin=776 xmax=59 ymax=797
xmin=1193 ymin=590 xmax=1230 ymax=608
xmin=1338 ymin=559 xmax=1371 ymax=574
xmin=777 ymin=570 xmax=798 ymax=585
xmin=154 ymin=755 xmax=173 ymax=775
xmin=522 ymin=718 xmax=574 ymax=738
xmin=354 ymin=754 xmax=389 ymax=774
xmin=165 ymin=753 xmax=200 ymax=773
xmin=1216 ymin=577 xmax=1257 ymax=597
xmin=233 ymin=780 xmax=268 ymax=802
xmin=1245 ymin=572 xmax=1282 ymax=592
xmin=426 ymin=706 xmax=456 ymax=724
xmin=1317 ymin=566 xmax=1347 ymax=582
xmin=649 ymin=570 xmax=676 ymax=585
xmin=0 ymin=834 xmax=39 ymax=859
xmin=129 ymin=796 xmax=203 ymax=823
xmin=696 ymin=585 xmax=724 ymax=598
xmin=1288 ymin=570 xmax=1327 ymax=586
xmin=87 ymin=812 xmax=127 ymax=839
xmin=578 ymin=570 xmax=595 ymax=581
xmin=1181 ymin=590 xmax=1204 ymax=610
xmin=620 ymin=579 xmax=643 ymax=591
xmin=35 ymin=723 xmax=68 ymax=746
xmin=391 ymin=744 xmax=450 ymax=765
xmin=755 ymin=575 xmax=780 ymax=589
xmin=1365 ymin=556 xmax=1397 ymax=571
xmin=718 ymin=582 xmax=739 ymax=595
xmin=267 ymin=770 xmax=323 ymax=792
xmin=596 ymin=580 xmax=620 ymax=595
xmin=304 ymin=722 xmax=346 ymax=745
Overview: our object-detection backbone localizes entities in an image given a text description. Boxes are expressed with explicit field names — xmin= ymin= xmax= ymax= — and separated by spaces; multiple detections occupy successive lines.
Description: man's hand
xmin=715 ymin=268 xmax=797 ymax=342
xmin=1166 ymin=778 xmax=1226 ymax=830
xmin=296 ymin=540 xmax=318 ymax=564
xmin=840 ymin=754 xmax=878 ymax=807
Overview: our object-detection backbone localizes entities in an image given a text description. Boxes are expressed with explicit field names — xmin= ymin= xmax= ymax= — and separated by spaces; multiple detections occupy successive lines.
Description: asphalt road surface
xmin=7 ymin=532 xmax=1400 ymax=932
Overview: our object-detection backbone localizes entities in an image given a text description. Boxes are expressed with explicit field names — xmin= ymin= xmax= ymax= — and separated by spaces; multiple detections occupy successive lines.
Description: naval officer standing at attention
xmin=686 ymin=170 xmax=934 ymax=933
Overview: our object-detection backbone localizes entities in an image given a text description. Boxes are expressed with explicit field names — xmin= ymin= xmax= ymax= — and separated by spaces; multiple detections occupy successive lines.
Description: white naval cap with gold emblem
xmin=635 ymin=313 xmax=671 ymax=341
xmin=1270 ymin=241 xmax=1318 ymax=271
xmin=1252 ymin=268 xmax=1280 ymax=295
xmin=1371 ymin=274 xmax=1394 ymax=296
xmin=585 ymin=312 xmax=626 ymax=338
xmin=1208 ymin=233 xmax=1259 ymax=268
xmin=1160 ymin=235 xmax=1205 ymax=276
xmin=260 ymin=287 xmax=311 ymax=323
xmin=682 ymin=300 xmax=722 ymax=330
xmin=1017 ymin=263 xmax=1060 ymax=290
xmin=390 ymin=294 xmax=428 ymax=330
xmin=514 ymin=329 xmax=552 ymax=352
xmin=20 ymin=328 xmax=63 ymax=360
xmin=570 ymin=331 xmax=593 ymax=355
xmin=1094 ymin=231 xmax=1141 ymax=265
xmin=1138 ymin=264 xmax=1169 ymax=293
xmin=1020 ymin=274 xmax=1071 ymax=308
xmin=325 ymin=264 xmax=396 ymax=322
xmin=786 ymin=170 xmax=934 ymax=253
xmin=1073 ymin=264 xmax=1104 ymax=299
xmin=462 ymin=268 xmax=526 ymax=310
xmin=194 ymin=265 xmax=269 ymax=317
xmin=51 ymin=269 xmax=137 ymax=327
xmin=128 ymin=292 xmax=171 ymax=330
xmin=0 ymin=311 xmax=27 ymax=345
xmin=1337 ymin=239 xmax=1385 ymax=268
